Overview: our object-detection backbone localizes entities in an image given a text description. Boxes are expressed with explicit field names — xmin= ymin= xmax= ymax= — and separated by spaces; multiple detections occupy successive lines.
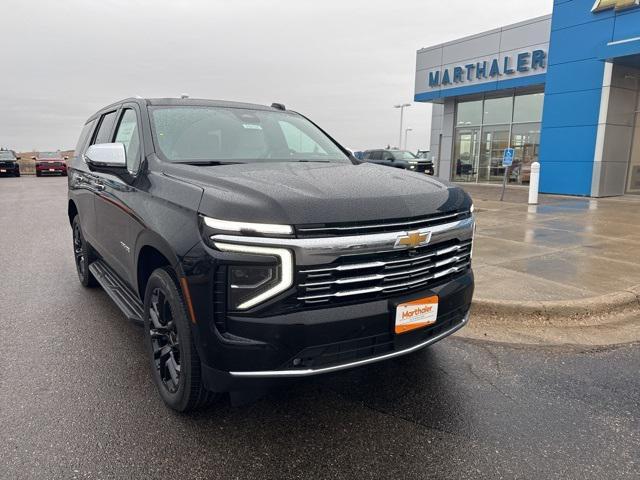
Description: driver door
xmin=381 ymin=151 xmax=395 ymax=167
xmin=92 ymin=104 xmax=145 ymax=288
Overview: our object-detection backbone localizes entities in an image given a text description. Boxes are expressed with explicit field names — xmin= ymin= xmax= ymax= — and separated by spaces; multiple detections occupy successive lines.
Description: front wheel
xmin=143 ymin=267 xmax=217 ymax=412
xmin=72 ymin=216 xmax=97 ymax=287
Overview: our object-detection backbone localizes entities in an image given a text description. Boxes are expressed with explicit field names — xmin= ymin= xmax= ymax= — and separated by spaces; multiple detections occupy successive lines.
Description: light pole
xmin=404 ymin=128 xmax=413 ymax=151
xmin=394 ymin=103 xmax=411 ymax=149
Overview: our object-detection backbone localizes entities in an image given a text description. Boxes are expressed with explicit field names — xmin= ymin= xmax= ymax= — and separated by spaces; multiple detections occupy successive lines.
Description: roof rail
xmin=271 ymin=103 xmax=286 ymax=111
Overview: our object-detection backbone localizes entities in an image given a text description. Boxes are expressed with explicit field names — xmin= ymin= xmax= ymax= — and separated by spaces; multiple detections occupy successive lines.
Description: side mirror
xmin=84 ymin=143 xmax=127 ymax=168
xmin=16 ymin=156 xmax=21 ymax=160
xmin=31 ymin=156 xmax=36 ymax=160
xmin=64 ymin=156 xmax=69 ymax=160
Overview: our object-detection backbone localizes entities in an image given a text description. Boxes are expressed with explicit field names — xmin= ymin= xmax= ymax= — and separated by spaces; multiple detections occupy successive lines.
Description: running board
xmin=89 ymin=260 xmax=144 ymax=325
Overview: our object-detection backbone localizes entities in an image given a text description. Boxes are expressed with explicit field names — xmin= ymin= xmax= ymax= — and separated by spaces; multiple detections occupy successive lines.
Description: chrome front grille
xmin=295 ymin=211 xmax=471 ymax=238
xmin=297 ymin=240 xmax=472 ymax=305
xmin=212 ymin=215 xmax=475 ymax=311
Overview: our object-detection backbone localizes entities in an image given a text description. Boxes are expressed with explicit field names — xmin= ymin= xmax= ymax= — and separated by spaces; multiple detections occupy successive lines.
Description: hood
xmin=163 ymin=161 xmax=471 ymax=225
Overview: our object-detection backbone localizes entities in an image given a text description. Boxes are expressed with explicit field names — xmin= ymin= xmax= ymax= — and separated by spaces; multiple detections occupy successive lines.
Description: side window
xmin=370 ymin=151 xmax=382 ymax=161
xmin=278 ymin=120 xmax=328 ymax=155
xmin=362 ymin=151 xmax=371 ymax=160
xmin=114 ymin=109 xmax=142 ymax=173
xmin=383 ymin=151 xmax=394 ymax=161
xmin=93 ymin=111 xmax=118 ymax=145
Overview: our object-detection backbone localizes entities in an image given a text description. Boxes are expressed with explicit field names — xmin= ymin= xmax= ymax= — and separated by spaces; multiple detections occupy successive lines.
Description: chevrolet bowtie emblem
xmin=592 ymin=0 xmax=639 ymax=12
xmin=395 ymin=231 xmax=432 ymax=249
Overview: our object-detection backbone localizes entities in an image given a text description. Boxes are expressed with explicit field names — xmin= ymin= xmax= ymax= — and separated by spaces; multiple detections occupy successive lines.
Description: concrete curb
xmin=470 ymin=285 xmax=640 ymax=327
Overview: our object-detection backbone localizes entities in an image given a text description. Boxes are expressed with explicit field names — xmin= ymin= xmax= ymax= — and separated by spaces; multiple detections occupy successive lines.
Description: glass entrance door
xmin=452 ymin=127 xmax=480 ymax=182
xmin=478 ymin=125 xmax=510 ymax=183
xmin=627 ymin=92 xmax=640 ymax=194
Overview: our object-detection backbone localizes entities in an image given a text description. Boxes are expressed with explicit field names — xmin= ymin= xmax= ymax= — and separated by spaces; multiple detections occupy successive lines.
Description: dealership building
xmin=415 ymin=0 xmax=640 ymax=197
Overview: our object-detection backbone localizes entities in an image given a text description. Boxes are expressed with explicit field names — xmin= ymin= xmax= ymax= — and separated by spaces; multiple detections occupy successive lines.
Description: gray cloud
xmin=0 ymin=0 xmax=551 ymax=152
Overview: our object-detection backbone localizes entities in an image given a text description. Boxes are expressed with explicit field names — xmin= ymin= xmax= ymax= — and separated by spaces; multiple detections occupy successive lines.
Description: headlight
xmin=214 ymin=242 xmax=293 ymax=310
xmin=203 ymin=216 xmax=292 ymax=236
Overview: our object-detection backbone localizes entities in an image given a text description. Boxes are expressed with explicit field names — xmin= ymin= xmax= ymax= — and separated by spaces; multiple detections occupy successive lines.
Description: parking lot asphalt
xmin=1 ymin=176 xmax=639 ymax=480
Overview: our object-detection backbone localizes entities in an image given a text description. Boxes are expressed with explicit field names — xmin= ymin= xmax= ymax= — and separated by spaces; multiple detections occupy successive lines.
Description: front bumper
xmin=407 ymin=163 xmax=434 ymax=174
xmin=230 ymin=311 xmax=469 ymax=379
xmin=0 ymin=166 xmax=19 ymax=175
xmin=199 ymin=269 xmax=473 ymax=392
xmin=36 ymin=166 xmax=66 ymax=175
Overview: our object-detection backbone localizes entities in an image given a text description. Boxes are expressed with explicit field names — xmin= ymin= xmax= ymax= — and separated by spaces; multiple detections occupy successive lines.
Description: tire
xmin=36 ymin=171 xmax=41 ymax=177
xmin=143 ymin=267 xmax=216 ymax=412
xmin=72 ymin=215 xmax=98 ymax=288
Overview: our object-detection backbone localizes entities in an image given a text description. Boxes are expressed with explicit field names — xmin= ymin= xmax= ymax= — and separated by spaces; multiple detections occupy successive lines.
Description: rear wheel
xmin=143 ymin=267 xmax=216 ymax=412
xmin=36 ymin=171 xmax=41 ymax=177
xmin=72 ymin=216 xmax=97 ymax=287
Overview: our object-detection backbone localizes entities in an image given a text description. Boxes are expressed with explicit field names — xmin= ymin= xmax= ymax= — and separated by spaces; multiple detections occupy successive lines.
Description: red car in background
xmin=33 ymin=152 xmax=68 ymax=177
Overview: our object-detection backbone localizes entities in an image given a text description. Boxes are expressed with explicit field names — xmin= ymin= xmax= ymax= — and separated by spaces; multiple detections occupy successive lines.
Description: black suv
xmin=0 ymin=150 xmax=20 ymax=176
xmin=68 ymin=98 xmax=474 ymax=411
xmin=362 ymin=149 xmax=434 ymax=175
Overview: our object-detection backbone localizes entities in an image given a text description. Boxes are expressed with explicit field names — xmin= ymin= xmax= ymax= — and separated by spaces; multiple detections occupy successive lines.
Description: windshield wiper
xmin=174 ymin=161 xmax=243 ymax=166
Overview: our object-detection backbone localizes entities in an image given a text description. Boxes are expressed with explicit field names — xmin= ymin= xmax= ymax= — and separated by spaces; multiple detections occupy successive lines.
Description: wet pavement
xmin=461 ymin=184 xmax=640 ymax=302
xmin=1 ymin=176 xmax=639 ymax=479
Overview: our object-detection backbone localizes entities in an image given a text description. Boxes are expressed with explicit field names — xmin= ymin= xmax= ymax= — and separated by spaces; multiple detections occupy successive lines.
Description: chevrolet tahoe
xmin=67 ymin=97 xmax=475 ymax=411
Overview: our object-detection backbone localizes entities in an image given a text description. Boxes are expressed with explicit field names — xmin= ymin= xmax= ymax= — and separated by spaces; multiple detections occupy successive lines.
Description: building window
xmin=452 ymin=90 xmax=543 ymax=184
xmin=510 ymin=123 xmax=541 ymax=185
xmin=456 ymin=100 xmax=483 ymax=127
xmin=483 ymin=96 xmax=513 ymax=125
xmin=513 ymin=93 xmax=544 ymax=123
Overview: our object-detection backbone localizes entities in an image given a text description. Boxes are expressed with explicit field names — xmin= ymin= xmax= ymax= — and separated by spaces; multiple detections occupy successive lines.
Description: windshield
xmin=0 ymin=151 xmax=16 ymax=160
xmin=150 ymin=106 xmax=350 ymax=164
xmin=392 ymin=151 xmax=418 ymax=160
xmin=39 ymin=152 xmax=60 ymax=159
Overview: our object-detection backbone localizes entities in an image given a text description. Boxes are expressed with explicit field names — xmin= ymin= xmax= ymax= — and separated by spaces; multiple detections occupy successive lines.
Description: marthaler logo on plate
xmin=395 ymin=230 xmax=432 ymax=249
xmin=592 ymin=0 xmax=639 ymax=12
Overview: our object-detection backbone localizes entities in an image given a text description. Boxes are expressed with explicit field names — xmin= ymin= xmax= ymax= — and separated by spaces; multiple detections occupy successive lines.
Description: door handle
xmin=95 ymin=182 xmax=105 ymax=191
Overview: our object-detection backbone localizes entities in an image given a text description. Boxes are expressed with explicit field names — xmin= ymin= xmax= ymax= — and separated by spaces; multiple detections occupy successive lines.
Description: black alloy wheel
xmin=72 ymin=216 xmax=97 ymax=287
xmin=143 ymin=267 xmax=216 ymax=411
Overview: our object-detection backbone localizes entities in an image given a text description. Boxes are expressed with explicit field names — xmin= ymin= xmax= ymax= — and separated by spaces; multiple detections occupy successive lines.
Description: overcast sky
xmin=0 ymin=0 xmax=551 ymax=153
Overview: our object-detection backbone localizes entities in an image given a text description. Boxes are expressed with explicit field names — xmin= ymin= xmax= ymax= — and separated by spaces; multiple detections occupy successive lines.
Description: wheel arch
xmin=68 ymin=199 xmax=79 ymax=226
xmin=135 ymin=230 xmax=183 ymax=300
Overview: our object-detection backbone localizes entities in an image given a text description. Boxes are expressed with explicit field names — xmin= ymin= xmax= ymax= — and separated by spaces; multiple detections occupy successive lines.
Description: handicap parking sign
xmin=503 ymin=148 xmax=514 ymax=167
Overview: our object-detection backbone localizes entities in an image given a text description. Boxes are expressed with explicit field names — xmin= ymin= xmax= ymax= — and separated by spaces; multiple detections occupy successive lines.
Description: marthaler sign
xmin=427 ymin=49 xmax=547 ymax=89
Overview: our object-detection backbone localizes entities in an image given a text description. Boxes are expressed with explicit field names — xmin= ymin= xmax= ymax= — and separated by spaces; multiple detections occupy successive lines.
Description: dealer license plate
xmin=395 ymin=296 xmax=439 ymax=334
